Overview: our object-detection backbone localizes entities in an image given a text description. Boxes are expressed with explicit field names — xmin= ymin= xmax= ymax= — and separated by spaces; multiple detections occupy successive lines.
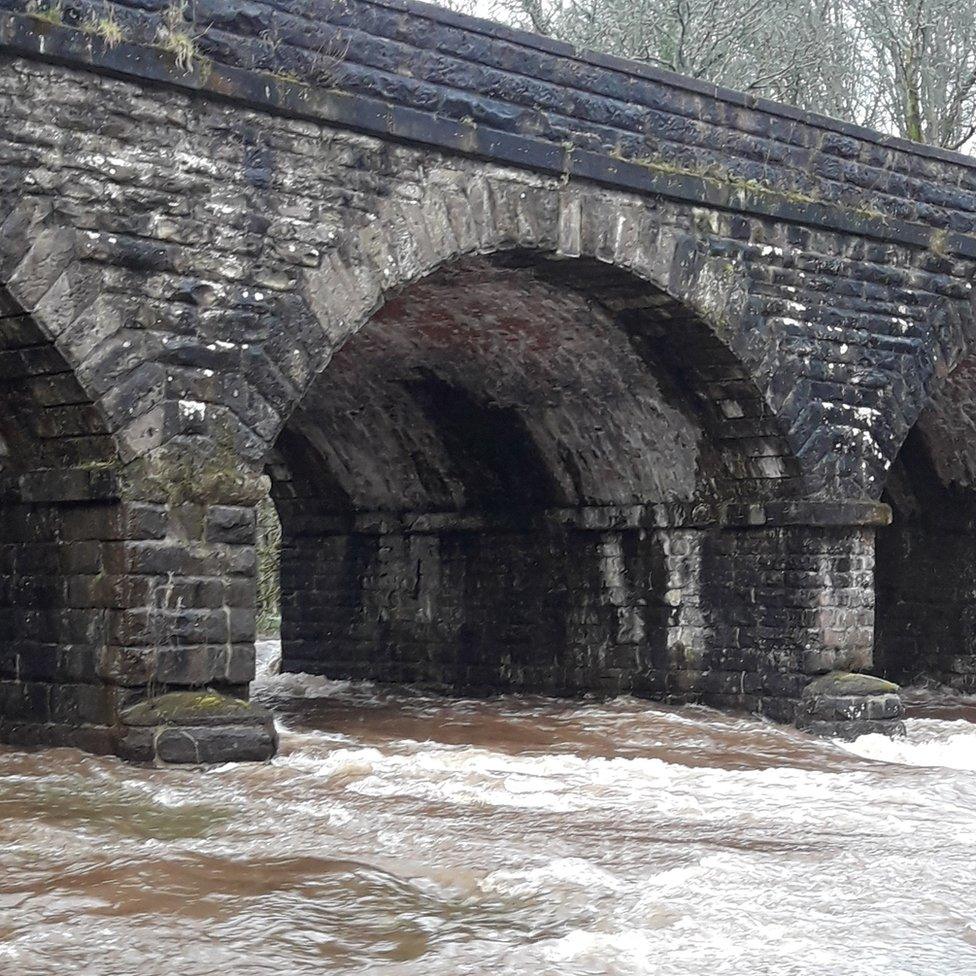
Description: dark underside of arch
xmin=266 ymin=253 xmax=824 ymax=708
xmin=875 ymin=359 xmax=976 ymax=691
xmin=0 ymin=286 xmax=122 ymax=749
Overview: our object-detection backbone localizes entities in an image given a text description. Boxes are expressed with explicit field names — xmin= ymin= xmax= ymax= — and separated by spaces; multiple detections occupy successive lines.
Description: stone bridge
xmin=0 ymin=0 xmax=974 ymax=762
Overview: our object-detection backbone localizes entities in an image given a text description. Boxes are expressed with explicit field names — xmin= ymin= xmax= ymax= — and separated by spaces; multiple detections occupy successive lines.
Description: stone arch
xmin=0 ymin=272 xmax=125 ymax=752
xmin=262 ymin=178 xmax=832 ymax=707
xmin=841 ymin=260 xmax=976 ymax=504
xmin=0 ymin=199 xmax=275 ymax=760
xmin=276 ymin=175 xmax=803 ymax=492
xmin=0 ymin=197 xmax=154 ymax=464
xmin=874 ymin=336 xmax=976 ymax=691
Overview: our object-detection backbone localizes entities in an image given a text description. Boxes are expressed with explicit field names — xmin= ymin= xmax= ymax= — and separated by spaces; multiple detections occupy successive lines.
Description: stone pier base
xmin=795 ymin=672 xmax=905 ymax=740
xmin=117 ymin=691 xmax=277 ymax=765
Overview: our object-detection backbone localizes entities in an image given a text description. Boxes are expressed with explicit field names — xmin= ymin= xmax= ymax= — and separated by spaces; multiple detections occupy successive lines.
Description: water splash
xmin=1 ymin=647 xmax=974 ymax=975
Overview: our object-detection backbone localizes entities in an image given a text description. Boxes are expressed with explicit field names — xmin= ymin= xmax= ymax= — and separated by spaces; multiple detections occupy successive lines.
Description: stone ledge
xmin=722 ymin=500 xmax=892 ymax=529
xmin=273 ymin=500 xmax=894 ymax=536
xmin=279 ymin=503 xmax=722 ymax=536
xmin=798 ymin=717 xmax=907 ymax=740
xmin=368 ymin=0 xmax=976 ymax=170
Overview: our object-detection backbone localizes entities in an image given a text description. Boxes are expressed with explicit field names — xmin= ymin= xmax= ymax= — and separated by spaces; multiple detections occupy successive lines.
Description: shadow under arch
xmin=265 ymin=246 xmax=807 ymax=705
xmin=874 ymin=347 xmax=976 ymax=691
xmin=280 ymin=179 xmax=809 ymax=483
xmin=0 ymin=284 xmax=127 ymax=751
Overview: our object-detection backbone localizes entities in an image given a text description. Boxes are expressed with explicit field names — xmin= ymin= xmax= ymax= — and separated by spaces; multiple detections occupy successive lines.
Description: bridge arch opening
xmin=0 ymin=286 xmax=124 ymax=750
xmin=266 ymin=251 xmax=809 ymax=704
xmin=875 ymin=356 xmax=976 ymax=692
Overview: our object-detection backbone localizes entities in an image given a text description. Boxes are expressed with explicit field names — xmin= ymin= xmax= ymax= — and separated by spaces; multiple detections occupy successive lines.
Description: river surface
xmin=2 ymin=642 xmax=976 ymax=976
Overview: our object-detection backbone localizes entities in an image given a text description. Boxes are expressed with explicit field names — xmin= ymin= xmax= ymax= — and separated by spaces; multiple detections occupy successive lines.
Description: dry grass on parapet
xmin=25 ymin=0 xmax=64 ymax=25
xmin=155 ymin=0 xmax=208 ymax=73
xmin=82 ymin=1 xmax=125 ymax=47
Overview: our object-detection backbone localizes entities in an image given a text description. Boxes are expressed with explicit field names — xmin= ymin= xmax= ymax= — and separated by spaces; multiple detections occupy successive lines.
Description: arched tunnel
xmin=876 ymin=352 xmax=976 ymax=692
xmin=266 ymin=253 xmax=801 ymax=701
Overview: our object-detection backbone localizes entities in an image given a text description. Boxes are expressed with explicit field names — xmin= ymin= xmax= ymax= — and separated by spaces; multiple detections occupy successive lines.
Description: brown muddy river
xmin=2 ymin=642 xmax=976 ymax=975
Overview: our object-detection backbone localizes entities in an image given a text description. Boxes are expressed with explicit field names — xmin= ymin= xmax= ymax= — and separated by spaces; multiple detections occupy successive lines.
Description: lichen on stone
xmin=121 ymin=690 xmax=259 ymax=727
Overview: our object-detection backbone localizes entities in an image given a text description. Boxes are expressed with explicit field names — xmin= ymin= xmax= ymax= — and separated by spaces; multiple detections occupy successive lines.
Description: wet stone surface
xmin=796 ymin=670 xmax=907 ymax=739
xmin=118 ymin=690 xmax=278 ymax=764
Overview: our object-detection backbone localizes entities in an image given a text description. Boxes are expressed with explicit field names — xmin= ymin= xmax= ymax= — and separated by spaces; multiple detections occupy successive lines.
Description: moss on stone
xmin=82 ymin=3 xmax=125 ymax=48
xmin=929 ymin=227 xmax=950 ymax=257
xmin=803 ymin=670 xmax=900 ymax=698
xmin=121 ymin=689 xmax=259 ymax=727
xmin=25 ymin=0 xmax=64 ymax=25
xmin=122 ymin=422 xmax=265 ymax=506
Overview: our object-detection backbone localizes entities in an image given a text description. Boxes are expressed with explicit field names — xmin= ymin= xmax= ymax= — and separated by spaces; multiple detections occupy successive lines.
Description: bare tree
xmin=852 ymin=0 xmax=976 ymax=149
xmin=481 ymin=0 xmax=828 ymax=94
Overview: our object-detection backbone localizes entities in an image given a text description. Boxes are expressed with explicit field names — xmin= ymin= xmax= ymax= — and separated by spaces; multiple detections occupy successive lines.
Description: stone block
xmin=118 ymin=689 xmax=278 ymax=764
xmin=205 ymin=506 xmax=257 ymax=545
xmin=155 ymin=725 xmax=277 ymax=764
xmin=155 ymin=644 xmax=227 ymax=685
xmin=796 ymin=671 xmax=905 ymax=739
xmin=49 ymin=683 xmax=116 ymax=725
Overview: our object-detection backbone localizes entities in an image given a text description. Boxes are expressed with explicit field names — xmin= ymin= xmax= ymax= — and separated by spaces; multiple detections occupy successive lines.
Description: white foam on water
xmin=254 ymin=670 xmax=371 ymax=700
xmin=538 ymin=928 xmax=658 ymax=973
xmin=478 ymin=857 xmax=627 ymax=898
xmin=258 ymin=736 xmax=943 ymax=859
xmin=839 ymin=718 xmax=976 ymax=771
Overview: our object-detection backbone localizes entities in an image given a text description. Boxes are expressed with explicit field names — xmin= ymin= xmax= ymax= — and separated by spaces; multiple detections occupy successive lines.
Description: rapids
xmin=1 ymin=641 xmax=975 ymax=975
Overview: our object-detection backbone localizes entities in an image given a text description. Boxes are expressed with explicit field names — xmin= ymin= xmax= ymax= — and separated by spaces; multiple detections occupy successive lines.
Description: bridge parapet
xmin=3 ymin=0 xmax=976 ymax=252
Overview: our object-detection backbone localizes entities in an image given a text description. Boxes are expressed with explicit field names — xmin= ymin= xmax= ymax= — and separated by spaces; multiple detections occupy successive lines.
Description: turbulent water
xmin=2 ymin=643 xmax=976 ymax=975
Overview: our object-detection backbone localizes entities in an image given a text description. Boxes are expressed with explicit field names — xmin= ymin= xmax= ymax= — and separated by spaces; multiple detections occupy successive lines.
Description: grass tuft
xmin=25 ymin=0 xmax=64 ymax=25
xmin=155 ymin=0 xmax=208 ymax=73
xmin=82 ymin=1 xmax=124 ymax=47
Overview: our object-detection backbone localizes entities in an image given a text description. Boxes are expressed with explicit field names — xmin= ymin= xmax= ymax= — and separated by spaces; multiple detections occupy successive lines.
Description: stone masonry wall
xmin=278 ymin=513 xmax=875 ymax=719
xmin=875 ymin=520 xmax=976 ymax=690
xmin=1 ymin=5 xmax=976 ymax=497
xmin=0 ymin=481 xmax=261 ymax=752
xmin=0 ymin=0 xmax=970 ymax=756
xmin=281 ymin=521 xmax=671 ymax=696
xmin=702 ymin=522 xmax=876 ymax=719
xmin=0 ymin=488 xmax=120 ymax=753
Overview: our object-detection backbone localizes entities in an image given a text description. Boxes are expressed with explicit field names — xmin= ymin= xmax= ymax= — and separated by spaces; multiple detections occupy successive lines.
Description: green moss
xmin=930 ymin=227 xmax=949 ymax=257
xmin=270 ymin=69 xmax=304 ymax=85
xmin=122 ymin=690 xmax=255 ymax=727
xmin=804 ymin=671 xmax=900 ymax=698
xmin=834 ymin=671 xmax=898 ymax=690
xmin=155 ymin=33 xmax=199 ymax=72
xmin=155 ymin=0 xmax=209 ymax=75
xmin=123 ymin=421 xmax=264 ymax=506
xmin=572 ymin=150 xmax=917 ymax=236
xmin=25 ymin=0 xmax=63 ymax=25
xmin=579 ymin=151 xmax=822 ymax=211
